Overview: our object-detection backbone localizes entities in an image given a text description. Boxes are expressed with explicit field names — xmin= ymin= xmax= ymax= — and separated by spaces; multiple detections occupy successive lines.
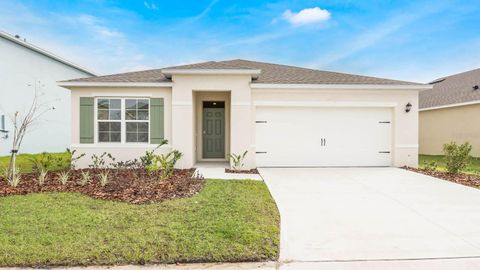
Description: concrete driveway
xmin=259 ymin=167 xmax=480 ymax=263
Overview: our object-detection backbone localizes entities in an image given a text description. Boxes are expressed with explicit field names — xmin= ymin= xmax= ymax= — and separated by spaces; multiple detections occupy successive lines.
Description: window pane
xmin=98 ymin=99 xmax=109 ymax=109
xmin=111 ymin=122 xmax=121 ymax=131
xmin=98 ymin=122 xmax=109 ymax=131
xmin=110 ymin=110 xmax=121 ymax=120
xmin=126 ymin=122 xmax=137 ymax=132
xmin=126 ymin=110 xmax=136 ymax=120
xmin=111 ymin=132 xmax=121 ymax=142
xmin=99 ymin=132 xmax=109 ymax=142
xmin=98 ymin=110 xmax=109 ymax=120
xmin=138 ymin=122 xmax=148 ymax=132
xmin=138 ymin=99 xmax=149 ymax=110
xmin=126 ymin=133 xmax=137 ymax=142
xmin=138 ymin=132 xmax=148 ymax=143
xmin=126 ymin=99 xmax=137 ymax=109
xmin=110 ymin=99 xmax=121 ymax=109
xmin=138 ymin=110 xmax=149 ymax=120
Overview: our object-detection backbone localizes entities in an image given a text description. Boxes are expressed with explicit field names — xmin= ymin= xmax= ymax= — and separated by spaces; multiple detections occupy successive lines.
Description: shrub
xmin=443 ymin=142 xmax=472 ymax=174
xmin=99 ymin=171 xmax=110 ymax=187
xmin=79 ymin=170 xmax=91 ymax=186
xmin=422 ymin=160 xmax=438 ymax=172
xmin=35 ymin=169 xmax=48 ymax=187
xmin=57 ymin=171 xmax=70 ymax=185
xmin=140 ymin=140 xmax=168 ymax=169
xmin=67 ymin=148 xmax=85 ymax=170
xmin=4 ymin=167 xmax=21 ymax=187
xmin=157 ymin=150 xmax=183 ymax=180
xmin=30 ymin=152 xmax=65 ymax=172
xmin=89 ymin=152 xmax=114 ymax=170
xmin=229 ymin=150 xmax=248 ymax=171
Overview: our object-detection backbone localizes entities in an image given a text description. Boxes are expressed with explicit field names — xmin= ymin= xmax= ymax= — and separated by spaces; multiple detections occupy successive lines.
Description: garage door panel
xmin=255 ymin=107 xmax=392 ymax=167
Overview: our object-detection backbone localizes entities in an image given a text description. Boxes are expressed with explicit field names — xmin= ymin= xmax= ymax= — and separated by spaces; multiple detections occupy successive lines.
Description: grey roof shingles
xmin=65 ymin=59 xmax=422 ymax=85
xmin=420 ymin=68 xmax=480 ymax=109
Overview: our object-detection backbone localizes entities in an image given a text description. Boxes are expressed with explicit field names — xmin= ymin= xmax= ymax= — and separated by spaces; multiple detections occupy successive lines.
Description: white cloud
xmin=143 ymin=1 xmax=158 ymax=11
xmin=282 ymin=7 xmax=331 ymax=26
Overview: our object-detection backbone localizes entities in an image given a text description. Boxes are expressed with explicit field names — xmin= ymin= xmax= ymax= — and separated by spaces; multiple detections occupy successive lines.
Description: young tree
xmin=5 ymin=81 xmax=55 ymax=182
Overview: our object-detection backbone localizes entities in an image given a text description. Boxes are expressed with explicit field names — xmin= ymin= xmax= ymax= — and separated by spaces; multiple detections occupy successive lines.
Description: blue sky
xmin=1 ymin=0 xmax=479 ymax=82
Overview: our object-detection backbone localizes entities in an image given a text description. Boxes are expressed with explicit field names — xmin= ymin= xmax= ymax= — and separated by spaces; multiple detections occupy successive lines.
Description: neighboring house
xmin=419 ymin=68 xmax=480 ymax=157
xmin=59 ymin=59 xmax=430 ymax=169
xmin=0 ymin=31 xmax=96 ymax=156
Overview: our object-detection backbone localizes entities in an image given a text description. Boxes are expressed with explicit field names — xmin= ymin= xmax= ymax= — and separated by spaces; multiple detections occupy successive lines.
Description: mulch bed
xmin=403 ymin=166 xmax=480 ymax=188
xmin=0 ymin=169 xmax=204 ymax=204
xmin=225 ymin=168 xmax=259 ymax=174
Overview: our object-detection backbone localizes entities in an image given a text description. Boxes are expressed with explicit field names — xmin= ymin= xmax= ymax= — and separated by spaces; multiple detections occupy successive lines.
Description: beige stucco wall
xmin=419 ymin=104 xmax=480 ymax=157
xmin=171 ymin=74 xmax=253 ymax=169
xmin=67 ymin=80 xmax=419 ymax=169
xmin=252 ymin=88 xmax=419 ymax=167
xmin=69 ymin=86 xmax=172 ymax=168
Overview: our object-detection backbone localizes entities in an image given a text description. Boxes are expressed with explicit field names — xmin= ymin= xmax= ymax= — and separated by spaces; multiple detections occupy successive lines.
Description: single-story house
xmin=419 ymin=68 xmax=480 ymax=157
xmin=58 ymin=59 xmax=430 ymax=169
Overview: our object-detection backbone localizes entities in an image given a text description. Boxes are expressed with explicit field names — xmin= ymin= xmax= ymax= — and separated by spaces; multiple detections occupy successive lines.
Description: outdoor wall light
xmin=473 ymin=84 xmax=479 ymax=90
xmin=405 ymin=102 xmax=412 ymax=113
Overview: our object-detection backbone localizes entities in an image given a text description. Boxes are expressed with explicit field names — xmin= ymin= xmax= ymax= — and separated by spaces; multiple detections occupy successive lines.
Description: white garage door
xmin=255 ymin=107 xmax=392 ymax=167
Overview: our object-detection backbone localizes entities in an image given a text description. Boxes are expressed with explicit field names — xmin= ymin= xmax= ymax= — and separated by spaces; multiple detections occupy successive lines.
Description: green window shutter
xmin=150 ymin=98 xmax=164 ymax=144
xmin=79 ymin=97 xmax=94 ymax=144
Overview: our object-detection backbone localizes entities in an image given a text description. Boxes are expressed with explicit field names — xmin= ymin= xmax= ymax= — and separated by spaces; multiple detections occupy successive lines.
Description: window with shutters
xmin=95 ymin=98 xmax=150 ymax=143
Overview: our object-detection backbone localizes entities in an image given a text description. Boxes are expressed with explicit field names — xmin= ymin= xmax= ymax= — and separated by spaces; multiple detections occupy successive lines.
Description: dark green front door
xmin=203 ymin=103 xmax=225 ymax=159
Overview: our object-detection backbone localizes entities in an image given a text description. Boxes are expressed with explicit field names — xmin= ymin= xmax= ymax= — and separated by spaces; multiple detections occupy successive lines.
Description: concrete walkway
xmin=194 ymin=162 xmax=262 ymax=180
xmin=259 ymin=167 xmax=480 ymax=265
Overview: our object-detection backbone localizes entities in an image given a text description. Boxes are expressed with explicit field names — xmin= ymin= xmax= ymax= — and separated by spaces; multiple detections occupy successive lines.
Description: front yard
xmin=0 ymin=180 xmax=280 ymax=267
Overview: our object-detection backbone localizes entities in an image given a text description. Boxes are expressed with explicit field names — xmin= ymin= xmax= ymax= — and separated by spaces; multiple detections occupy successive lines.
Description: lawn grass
xmin=0 ymin=152 xmax=70 ymax=173
xmin=0 ymin=180 xmax=280 ymax=267
xmin=419 ymin=154 xmax=480 ymax=175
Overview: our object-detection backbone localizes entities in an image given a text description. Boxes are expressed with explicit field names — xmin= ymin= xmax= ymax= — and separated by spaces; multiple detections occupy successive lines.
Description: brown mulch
xmin=225 ymin=168 xmax=259 ymax=174
xmin=403 ymin=167 xmax=480 ymax=188
xmin=0 ymin=169 xmax=204 ymax=204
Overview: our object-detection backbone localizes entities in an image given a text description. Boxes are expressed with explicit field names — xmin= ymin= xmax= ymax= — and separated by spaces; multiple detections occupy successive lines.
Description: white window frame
xmin=94 ymin=97 xmax=151 ymax=144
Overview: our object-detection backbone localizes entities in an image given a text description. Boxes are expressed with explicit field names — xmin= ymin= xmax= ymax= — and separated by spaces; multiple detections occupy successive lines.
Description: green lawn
xmin=0 ymin=152 xmax=70 ymax=173
xmin=419 ymin=154 xmax=480 ymax=175
xmin=0 ymin=180 xmax=280 ymax=267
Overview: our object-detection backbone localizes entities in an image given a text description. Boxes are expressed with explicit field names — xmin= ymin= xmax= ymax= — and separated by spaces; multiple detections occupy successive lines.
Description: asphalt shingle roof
xmin=420 ymin=68 xmax=480 ymax=109
xmin=65 ymin=59 xmax=422 ymax=85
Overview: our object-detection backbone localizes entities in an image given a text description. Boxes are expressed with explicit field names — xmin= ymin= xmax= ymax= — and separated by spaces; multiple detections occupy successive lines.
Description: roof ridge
xmin=220 ymin=59 xmax=421 ymax=85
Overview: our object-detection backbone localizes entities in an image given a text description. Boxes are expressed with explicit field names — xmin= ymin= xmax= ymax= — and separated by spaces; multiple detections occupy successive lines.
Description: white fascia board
xmin=0 ymin=31 xmax=97 ymax=76
xmin=161 ymin=68 xmax=262 ymax=75
xmin=250 ymin=83 xmax=432 ymax=90
xmin=57 ymin=81 xmax=174 ymax=88
xmin=419 ymin=100 xmax=480 ymax=111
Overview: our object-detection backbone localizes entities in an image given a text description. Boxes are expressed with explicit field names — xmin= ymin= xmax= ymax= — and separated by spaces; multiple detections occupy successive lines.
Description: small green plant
xmin=67 ymin=148 xmax=86 ymax=170
xmin=5 ymin=167 xmax=21 ymax=187
xmin=89 ymin=152 xmax=114 ymax=170
xmin=35 ymin=169 xmax=48 ymax=187
xmin=229 ymin=150 xmax=248 ymax=171
xmin=157 ymin=150 xmax=183 ymax=180
xmin=140 ymin=139 xmax=168 ymax=169
xmin=30 ymin=152 xmax=66 ymax=172
xmin=79 ymin=170 xmax=91 ymax=186
xmin=443 ymin=142 xmax=472 ymax=174
xmin=99 ymin=171 xmax=110 ymax=187
xmin=57 ymin=171 xmax=70 ymax=185
xmin=422 ymin=160 xmax=438 ymax=172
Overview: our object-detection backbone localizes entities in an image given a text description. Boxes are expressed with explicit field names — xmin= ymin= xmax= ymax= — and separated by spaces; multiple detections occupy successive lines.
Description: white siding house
xmin=0 ymin=31 xmax=95 ymax=156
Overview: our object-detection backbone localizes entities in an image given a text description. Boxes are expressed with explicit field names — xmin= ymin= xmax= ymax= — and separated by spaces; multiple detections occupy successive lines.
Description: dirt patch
xmin=225 ymin=168 xmax=259 ymax=174
xmin=404 ymin=167 xmax=480 ymax=189
xmin=0 ymin=169 xmax=204 ymax=204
